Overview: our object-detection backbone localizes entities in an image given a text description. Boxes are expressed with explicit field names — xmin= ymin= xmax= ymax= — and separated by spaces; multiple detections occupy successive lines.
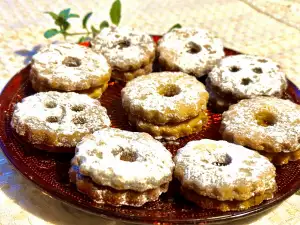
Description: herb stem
xmin=65 ymin=32 xmax=91 ymax=36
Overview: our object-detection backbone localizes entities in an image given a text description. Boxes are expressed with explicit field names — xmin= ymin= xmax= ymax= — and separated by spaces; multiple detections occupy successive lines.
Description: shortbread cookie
xmin=157 ymin=28 xmax=224 ymax=77
xmin=174 ymin=139 xmax=277 ymax=211
xmin=206 ymin=55 xmax=287 ymax=111
xmin=69 ymin=165 xmax=169 ymax=207
xmin=72 ymin=128 xmax=174 ymax=191
xmin=122 ymin=72 xmax=209 ymax=125
xmin=220 ymin=97 xmax=300 ymax=165
xmin=30 ymin=43 xmax=111 ymax=92
xmin=128 ymin=110 xmax=208 ymax=140
xmin=11 ymin=91 xmax=110 ymax=148
xmin=91 ymin=26 xmax=155 ymax=82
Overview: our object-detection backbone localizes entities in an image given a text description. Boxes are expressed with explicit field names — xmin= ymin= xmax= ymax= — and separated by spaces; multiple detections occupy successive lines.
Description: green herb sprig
xmin=44 ymin=0 xmax=181 ymax=43
xmin=44 ymin=0 xmax=121 ymax=42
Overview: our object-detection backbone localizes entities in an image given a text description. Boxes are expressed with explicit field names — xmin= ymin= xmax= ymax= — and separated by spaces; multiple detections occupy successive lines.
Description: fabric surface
xmin=0 ymin=0 xmax=300 ymax=224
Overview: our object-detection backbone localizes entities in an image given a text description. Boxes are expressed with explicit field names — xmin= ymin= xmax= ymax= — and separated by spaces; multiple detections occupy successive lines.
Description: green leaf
xmin=61 ymin=21 xmax=70 ymax=31
xmin=45 ymin=12 xmax=58 ymax=21
xmin=78 ymin=36 xmax=86 ymax=43
xmin=91 ymin=25 xmax=99 ymax=37
xmin=59 ymin=8 xmax=70 ymax=19
xmin=168 ymin=23 xmax=182 ymax=32
xmin=44 ymin=29 xmax=59 ymax=38
xmin=99 ymin=20 xmax=109 ymax=30
xmin=55 ymin=16 xmax=66 ymax=26
xmin=83 ymin=12 xmax=92 ymax=29
xmin=110 ymin=0 xmax=121 ymax=25
xmin=69 ymin=13 xmax=80 ymax=18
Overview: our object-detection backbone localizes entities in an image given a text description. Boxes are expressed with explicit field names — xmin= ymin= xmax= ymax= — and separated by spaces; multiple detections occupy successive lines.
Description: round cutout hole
xmin=186 ymin=42 xmax=202 ymax=54
xmin=212 ymin=153 xmax=232 ymax=166
xmin=158 ymin=84 xmax=181 ymax=97
xmin=252 ymin=67 xmax=263 ymax=74
xmin=120 ymin=151 xmax=137 ymax=162
xmin=71 ymin=105 xmax=85 ymax=112
xmin=46 ymin=116 xmax=59 ymax=123
xmin=118 ymin=39 xmax=131 ymax=49
xmin=229 ymin=66 xmax=240 ymax=72
xmin=62 ymin=56 xmax=82 ymax=67
xmin=45 ymin=101 xmax=57 ymax=108
xmin=72 ymin=116 xmax=86 ymax=125
xmin=241 ymin=78 xmax=252 ymax=85
xmin=255 ymin=111 xmax=277 ymax=127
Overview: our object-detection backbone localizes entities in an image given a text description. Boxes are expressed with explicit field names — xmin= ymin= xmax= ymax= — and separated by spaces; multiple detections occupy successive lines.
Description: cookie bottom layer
xmin=69 ymin=165 xmax=169 ymax=207
xmin=128 ymin=110 xmax=208 ymax=140
xmin=112 ymin=63 xmax=153 ymax=82
xmin=181 ymin=186 xmax=275 ymax=212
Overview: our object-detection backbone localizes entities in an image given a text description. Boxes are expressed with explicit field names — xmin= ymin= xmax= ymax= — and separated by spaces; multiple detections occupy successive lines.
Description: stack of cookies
xmin=69 ymin=128 xmax=174 ymax=207
xmin=157 ymin=27 xmax=224 ymax=78
xmin=206 ymin=55 xmax=287 ymax=112
xmin=91 ymin=26 xmax=156 ymax=82
xmin=121 ymin=71 xmax=209 ymax=140
xmin=30 ymin=43 xmax=111 ymax=99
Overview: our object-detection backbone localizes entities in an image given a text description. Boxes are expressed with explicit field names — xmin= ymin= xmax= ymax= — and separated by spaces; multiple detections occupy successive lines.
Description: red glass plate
xmin=1 ymin=37 xmax=300 ymax=224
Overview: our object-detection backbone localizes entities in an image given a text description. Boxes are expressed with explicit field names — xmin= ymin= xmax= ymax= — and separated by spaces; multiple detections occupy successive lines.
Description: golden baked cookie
xmin=91 ymin=26 xmax=155 ymax=82
xmin=30 ymin=43 xmax=111 ymax=93
xmin=122 ymin=72 xmax=209 ymax=125
xmin=69 ymin=165 xmax=169 ymax=207
xmin=206 ymin=55 xmax=287 ymax=112
xmin=220 ymin=97 xmax=300 ymax=165
xmin=157 ymin=28 xmax=224 ymax=77
xmin=174 ymin=139 xmax=277 ymax=211
xmin=11 ymin=91 xmax=110 ymax=148
xmin=128 ymin=110 xmax=208 ymax=140
xmin=72 ymin=128 xmax=174 ymax=192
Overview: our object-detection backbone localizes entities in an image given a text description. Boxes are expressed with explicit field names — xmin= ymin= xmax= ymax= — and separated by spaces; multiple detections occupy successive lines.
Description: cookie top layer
xmin=11 ymin=91 xmax=110 ymax=147
xmin=72 ymin=128 xmax=174 ymax=192
xmin=91 ymin=26 xmax=155 ymax=71
xmin=221 ymin=97 xmax=300 ymax=153
xmin=31 ymin=43 xmax=111 ymax=91
xmin=207 ymin=55 xmax=287 ymax=99
xmin=121 ymin=72 xmax=209 ymax=125
xmin=174 ymin=139 xmax=276 ymax=201
xmin=157 ymin=28 xmax=224 ymax=77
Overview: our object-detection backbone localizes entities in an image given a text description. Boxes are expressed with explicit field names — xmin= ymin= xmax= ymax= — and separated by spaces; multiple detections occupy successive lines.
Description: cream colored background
xmin=1 ymin=0 xmax=300 ymax=224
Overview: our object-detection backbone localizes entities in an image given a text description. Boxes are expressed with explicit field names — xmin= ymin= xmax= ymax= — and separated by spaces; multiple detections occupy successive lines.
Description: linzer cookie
xmin=30 ymin=43 xmax=111 ymax=98
xmin=206 ymin=55 xmax=287 ymax=112
xmin=174 ymin=139 xmax=277 ymax=211
xmin=91 ymin=26 xmax=155 ymax=82
xmin=11 ymin=91 xmax=110 ymax=149
xmin=220 ymin=97 xmax=300 ymax=165
xmin=157 ymin=27 xmax=224 ymax=77
xmin=70 ymin=128 xmax=174 ymax=206
xmin=121 ymin=72 xmax=209 ymax=140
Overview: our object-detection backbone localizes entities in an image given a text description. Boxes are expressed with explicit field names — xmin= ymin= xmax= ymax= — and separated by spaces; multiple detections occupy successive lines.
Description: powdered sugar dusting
xmin=158 ymin=28 xmax=224 ymax=77
xmin=11 ymin=91 xmax=110 ymax=147
xmin=221 ymin=97 xmax=300 ymax=153
xmin=174 ymin=139 xmax=276 ymax=201
xmin=31 ymin=43 xmax=111 ymax=90
xmin=74 ymin=128 xmax=174 ymax=192
xmin=208 ymin=55 xmax=287 ymax=98
xmin=91 ymin=26 xmax=155 ymax=70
